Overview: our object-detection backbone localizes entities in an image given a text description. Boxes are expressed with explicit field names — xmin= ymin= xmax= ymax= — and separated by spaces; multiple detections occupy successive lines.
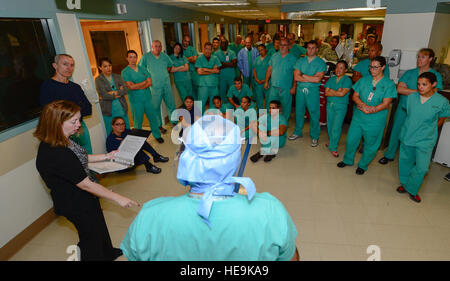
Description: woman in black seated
xmin=34 ymin=100 xmax=140 ymax=261
xmin=106 ymin=117 xmax=168 ymax=174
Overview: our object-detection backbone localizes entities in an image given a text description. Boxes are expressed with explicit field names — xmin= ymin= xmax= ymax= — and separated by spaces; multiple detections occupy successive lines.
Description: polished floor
xmin=9 ymin=119 xmax=450 ymax=261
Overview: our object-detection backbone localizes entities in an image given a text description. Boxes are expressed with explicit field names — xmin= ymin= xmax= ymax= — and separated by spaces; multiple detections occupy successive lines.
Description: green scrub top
xmin=214 ymin=48 xmax=237 ymax=80
xmin=234 ymin=106 xmax=257 ymax=139
xmin=169 ymin=54 xmax=190 ymax=82
xmin=400 ymin=92 xmax=450 ymax=149
xmin=352 ymin=75 xmax=397 ymax=126
xmin=229 ymin=43 xmax=243 ymax=58
xmin=138 ymin=52 xmax=174 ymax=88
xmin=183 ymin=45 xmax=198 ymax=73
xmin=353 ymin=58 xmax=390 ymax=78
xmin=398 ymin=68 xmax=443 ymax=107
xmin=324 ymin=75 xmax=353 ymax=104
xmin=121 ymin=65 xmax=151 ymax=103
xmin=294 ymin=56 xmax=327 ymax=88
xmin=289 ymin=44 xmax=307 ymax=59
xmin=258 ymin=113 xmax=288 ymax=148
xmin=120 ymin=193 xmax=298 ymax=261
xmin=253 ymin=55 xmax=270 ymax=81
xmin=227 ymin=84 xmax=253 ymax=101
xmin=194 ymin=54 xmax=222 ymax=87
xmin=269 ymin=52 xmax=297 ymax=89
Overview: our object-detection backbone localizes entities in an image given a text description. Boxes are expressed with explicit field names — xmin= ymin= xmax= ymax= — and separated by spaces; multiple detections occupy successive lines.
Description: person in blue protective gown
xmin=237 ymin=36 xmax=259 ymax=87
xmin=138 ymin=40 xmax=176 ymax=131
xmin=170 ymin=43 xmax=193 ymax=104
xmin=324 ymin=60 xmax=353 ymax=157
xmin=250 ymin=100 xmax=288 ymax=163
xmin=121 ymin=50 xmax=163 ymax=143
xmin=396 ymin=72 xmax=450 ymax=203
xmin=264 ymin=38 xmax=297 ymax=123
xmin=94 ymin=57 xmax=130 ymax=136
xmin=195 ymin=42 xmax=221 ymax=113
xmin=120 ymin=114 xmax=299 ymax=261
xmin=40 ymin=54 xmax=93 ymax=154
xmin=379 ymin=48 xmax=443 ymax=165
xmin=290 ymin=40 xmax=327 ymax=147
xmin=337 ymin=56 xmax=397 ymax=175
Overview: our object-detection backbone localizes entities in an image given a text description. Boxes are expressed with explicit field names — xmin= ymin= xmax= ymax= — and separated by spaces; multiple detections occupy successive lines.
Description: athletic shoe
xmin=396 ymin=186 xmax=407 ymax=193
xmin=311 ymin=139 xmax=318 ymax=147
xmin=331 ymin=151 xmax=339 ymax=157
xmin=289 ymin=134 xmax=302 ymax=141
xmin=409 ymin=193 xmax=421 ymax=203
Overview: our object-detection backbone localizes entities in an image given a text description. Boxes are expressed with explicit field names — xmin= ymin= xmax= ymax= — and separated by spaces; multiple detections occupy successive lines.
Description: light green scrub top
xmin=138 ymin=52 xmax=173 ymax=88
xmin=258 ymin=113 xmax=288 ymax=148
xmin=214 ymin=48 xmax=237 ymax=80
xmin=269 ymin=52 xmax=297 ymax=89
xmin=400 ymin=92 xmax=450 ymax=149
xmin=194 ymin=54 xmax=222 ymax=87
xmin=294 ymin=56 xmax=327 ymax=88
xmin=289 ymin=44 xmax=307 ymax=59
xmin=352 ymin=75 xmax=397 ymax=126
xmin=234 ymin=106 xmax=257 ymax=139
xmin=324 ymin=75 xmax=353 ymax=104
xmin=121 ymin=65 xmax=151 ymax=103
xmin=169 ymin=54 xmax=190 ymax=82
xmin=353 ymin=58 xmax=390 ymax=78
xmin=183 ymin=45 xmax=199 ymax=83
xmin=398 ymin=68 xmax=443 ymax=107
xmin=227 ymin=84 xmax=253 ymax=101
xmin=120 ymin=193 xmax=298 ymax=261
xmin=253 ymin=55 xmax=270 ymax=81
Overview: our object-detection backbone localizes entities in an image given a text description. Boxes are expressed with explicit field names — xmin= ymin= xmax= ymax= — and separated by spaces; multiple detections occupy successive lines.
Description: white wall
xmin=428 ymin=13 xmax=450 ymax=64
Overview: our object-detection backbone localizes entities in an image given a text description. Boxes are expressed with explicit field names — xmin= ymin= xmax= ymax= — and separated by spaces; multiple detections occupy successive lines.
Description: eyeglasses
xmin=369 ymin=65 xmax=382 ymax=69
xmin=113 ymin=123 xmax=125 ymax=126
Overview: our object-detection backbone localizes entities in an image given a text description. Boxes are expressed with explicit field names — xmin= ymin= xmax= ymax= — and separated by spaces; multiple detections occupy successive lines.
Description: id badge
xmin=226 ymin=55 xmax=229 ymax=62
xmin=367 ymin=92 xmax=374 ymax=102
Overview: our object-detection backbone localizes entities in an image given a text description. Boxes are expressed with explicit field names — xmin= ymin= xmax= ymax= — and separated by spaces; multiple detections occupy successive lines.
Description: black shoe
xmin=263 ymin=154 xmax=276 ymax=162
xmin=359 ymin=147 xmax=364 ymax=153
xmin=337 ymin=161 xmax=347 ymax=168
xmin=111 ymin=248 xmax=123 ymax=261
xmin=250 ymin=152 xmax=263 ymax=163
xmin=396 ymin=186 xmax=407 ymax=193
xmin=153 ymin=154 xmax=169 ymax=163
xmin=445 ymin=173 xmax=450 ymax=182
xmin=356 ymin=167 xmax=365 ymax=175
xmin=378 ymin=157 xmax=393 ymax=165
xmin=156 ymin=137 xmax=164 ymax=144
xmin=159 ymin=127 xmax=167 ymax=134
xmin=145 ymin=162 xmax=161 ymax=174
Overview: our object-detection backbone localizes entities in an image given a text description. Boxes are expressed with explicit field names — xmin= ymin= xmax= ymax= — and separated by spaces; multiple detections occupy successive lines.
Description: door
xmin=90 ymin=30 xmax=128 ymax=75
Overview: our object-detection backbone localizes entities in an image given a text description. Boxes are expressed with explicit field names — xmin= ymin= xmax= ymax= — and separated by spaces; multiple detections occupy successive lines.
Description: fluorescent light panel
xmin=197 ymin=2 xmax=250 ymax=6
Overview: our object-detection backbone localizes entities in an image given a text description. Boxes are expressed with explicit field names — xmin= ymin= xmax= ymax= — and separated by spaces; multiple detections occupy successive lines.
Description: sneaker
xmin=409 ymin=193 xmax=421 ymax=203
xmin=159 ymin=127 xmax=167 ymax=134
xmin=156 ymin=137 xmax=164 ymax=144
xmin=311 ymin=139 xmax=318 ymax=147
xmin=356 ymin=167 xmax=365 ymax=175
xmin=263 ymin=154 xmax=276 ymax=162
xmin=396 ymin=186 xmax=407 ymax=193
xmin=331 ymin=151 xmax=339 ymax=157
xmin=378 ymin=157 xmax=393 ymax=165
xmin=250 ymin=152 xmax=263 ymax=163
xmin=289 ymin=134 xmax=302 ymax=141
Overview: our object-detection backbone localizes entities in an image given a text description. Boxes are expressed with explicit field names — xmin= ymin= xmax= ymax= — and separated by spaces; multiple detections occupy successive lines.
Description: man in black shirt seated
xmin=106 ymin=117 xmax=168 ymax=174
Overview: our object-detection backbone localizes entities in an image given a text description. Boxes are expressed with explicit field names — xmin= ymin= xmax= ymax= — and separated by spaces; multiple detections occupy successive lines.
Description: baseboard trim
xmin=0 ymin=208 xmax=57 ymax=261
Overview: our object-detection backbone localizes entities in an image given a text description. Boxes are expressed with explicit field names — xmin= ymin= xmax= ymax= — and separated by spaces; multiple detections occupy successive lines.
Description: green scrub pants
xmin=326 ymin=102 xmax=347 ymax=152
xmin=198 ymin=86 xmax=218 ymax=113
xmin=151 ymin=83 xmax=177 ymax=125
xmin=398 ymin=143 xmax=433 ymax=196
xmin=174 ymin=80 xmax=193 ymax=103
xmin=268 ymin=86 xmax=292 ymax=122
xmin=71 ymin=120 xmax=92 ymax=154
xmin=294 ymin=86 xmax=321 ymax=140
xmin=129 ymin=97 xmax=161 ymax=139
xmin=384 ymin=107 xmax=407 ymax=160
xmin=343 ymin=119 xmax=385 ymax=171
xmin=252 ymin=81 xmax=270 ymax=111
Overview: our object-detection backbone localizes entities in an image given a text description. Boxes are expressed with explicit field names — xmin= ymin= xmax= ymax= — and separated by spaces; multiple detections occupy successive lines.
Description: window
xmin=0 ymin=18 xmax=56 ymax=133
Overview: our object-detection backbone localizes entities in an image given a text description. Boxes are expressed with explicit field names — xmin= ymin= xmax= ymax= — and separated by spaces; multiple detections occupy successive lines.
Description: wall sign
xmin=55 ymin=0 xmax=116 ymax=15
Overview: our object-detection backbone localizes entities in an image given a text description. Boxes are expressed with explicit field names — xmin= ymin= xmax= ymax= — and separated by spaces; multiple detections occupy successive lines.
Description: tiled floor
xmin=9 ymin=120 xmax=450 ymax=261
